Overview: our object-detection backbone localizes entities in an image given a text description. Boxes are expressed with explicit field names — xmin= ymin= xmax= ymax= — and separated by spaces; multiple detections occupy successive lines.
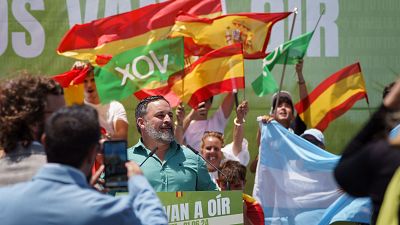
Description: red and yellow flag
xmin=169 ymin=43 xmax=244 ymax=108
xmin=57 ymin=0 xmax=221 ymax=62
xmin=52 ymin=68 xmax=92 ymax=105
xmin=295 ymin=63 xmax=369 ymax=131
xmin=134 ymin=82 xmax=182 ymax=107
xmin=169 ymin=12 xmax=291 ymax=59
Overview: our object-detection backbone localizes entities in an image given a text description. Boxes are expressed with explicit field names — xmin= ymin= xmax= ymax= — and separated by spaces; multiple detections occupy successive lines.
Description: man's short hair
xmin=45 ymin=105 xmax=100 ymax=168
xmin=218 ymin=160 xmax=247 ymax=183
xmin=0 ymin=75 xmax=63 ymax=153
xmin=135 ymin=96 xmax=169 ymax=133
xmin=270 ymin=91 xmax=294 ymax=114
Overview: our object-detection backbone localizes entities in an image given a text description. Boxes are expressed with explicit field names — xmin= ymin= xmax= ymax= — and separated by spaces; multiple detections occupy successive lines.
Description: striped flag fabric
xmin=253 ymin=121 xmax=371 ymax=224
xmin=168 ymin=43 xmax=245 ymax=108
xmin=134 ymin=82 xmax=182 ymax=107
xmin=295 ymin=63 xmax=368 ymax=131
xmin=169 ymin=12 xmax=291 ymax=59
xmin=57 ymin=0 xmax=221 ymax=62
xmin=52 ymin=67 xmax=92 ymax=105
xmin=94 ymin=38 xmax=184 ymax=103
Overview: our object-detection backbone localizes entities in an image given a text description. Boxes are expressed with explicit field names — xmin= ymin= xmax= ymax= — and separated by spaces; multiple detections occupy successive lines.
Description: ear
xmin=137 ymin=117 xmax=146 ymax=131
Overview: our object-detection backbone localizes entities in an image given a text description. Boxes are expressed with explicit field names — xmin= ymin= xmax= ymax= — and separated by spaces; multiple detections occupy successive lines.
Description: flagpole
xmin=312 ymin=8 xmax=325 ymax=33
xmin=242 ymin=55 xmax=246 ymax=101
xmin=234 ymin=48 xmax=246 ymax=108
xmin=274 ymin=8 xmax=298 ymax=115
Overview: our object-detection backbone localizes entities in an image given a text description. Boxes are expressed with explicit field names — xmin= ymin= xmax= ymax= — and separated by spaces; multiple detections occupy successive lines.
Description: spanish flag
xmin=57 ymin=0 xmax=221 ymax=62
xmin=169 ymin=43 xmax=244 ymax=108
xmin=169 ymin=12 xmax=291 ymax=59
xmin=134 ymin=82 xmax=182 ymax=107
xmin=52 ymin=67 xmax=91 ymax=105
xmin=295 ymin=63 xmax=369 ymax=131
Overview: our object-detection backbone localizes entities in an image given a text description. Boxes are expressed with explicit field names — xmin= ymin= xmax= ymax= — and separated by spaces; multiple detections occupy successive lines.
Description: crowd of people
xmin=0 ymin=59 xmax=399 ymax=225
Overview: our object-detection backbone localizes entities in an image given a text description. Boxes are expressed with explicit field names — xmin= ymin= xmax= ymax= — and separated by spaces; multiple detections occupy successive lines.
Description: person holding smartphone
xmin=0 ymin=105 xmax=167 ymax=225
xmin=128 ymin=96 xmax=218 ymax=192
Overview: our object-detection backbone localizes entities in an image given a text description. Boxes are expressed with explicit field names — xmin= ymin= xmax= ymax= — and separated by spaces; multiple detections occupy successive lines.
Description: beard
xmin=144 ymin=121 xmax=174 ymax=144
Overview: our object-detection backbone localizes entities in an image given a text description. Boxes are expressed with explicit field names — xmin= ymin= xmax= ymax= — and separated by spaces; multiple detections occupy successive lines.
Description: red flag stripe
xmin=173 ymin=43 xmax=243 ymax=83
xmin=314 ymin=92 xmax=368 ymax=131
xmin=295 ymin=63 xmax=362 ymax=114
xmin=176 ymin=12 xmax=292 ymax=24
xmin=57 ymin=0 xmax=221 ymax=53
xmin=187 ymin=77 xmax=245 ymax=108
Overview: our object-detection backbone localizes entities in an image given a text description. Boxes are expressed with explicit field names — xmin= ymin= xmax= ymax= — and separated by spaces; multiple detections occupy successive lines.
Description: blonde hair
xmin=201 ymin=131 xmax=224 ymax=149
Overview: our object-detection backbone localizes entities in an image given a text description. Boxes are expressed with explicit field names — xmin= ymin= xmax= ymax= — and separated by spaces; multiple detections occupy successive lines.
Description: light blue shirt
xmin=128 ymin=139 xmax=218 ymax=192
xmin=0 ymin=163 xmax=168 ymax=225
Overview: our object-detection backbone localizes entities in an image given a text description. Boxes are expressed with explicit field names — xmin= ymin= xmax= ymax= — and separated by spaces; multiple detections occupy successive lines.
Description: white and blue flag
xmin=252 ymin=121 xmax=371 ymax=225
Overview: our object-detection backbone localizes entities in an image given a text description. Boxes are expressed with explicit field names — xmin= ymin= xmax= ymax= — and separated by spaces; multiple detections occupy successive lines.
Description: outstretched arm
xmin=221 ymin=93 xmax=235 ymax=119
xmin=232 ymin=100 xmax=249 ymax=156
xmin=112 ymin=120 xmax=128 ymax=140
xmin=296 ymin=59 xmax=308 ymax=100
xmin=174 ymin=103 xmax=185 ymax=144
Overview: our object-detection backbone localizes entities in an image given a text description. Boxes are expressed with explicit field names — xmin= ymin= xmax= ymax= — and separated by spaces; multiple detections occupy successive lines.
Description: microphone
xmin=186 ymin=145 xmax=230 ymax=190
xmin=139 ymin=147 xmax=158 ymax=167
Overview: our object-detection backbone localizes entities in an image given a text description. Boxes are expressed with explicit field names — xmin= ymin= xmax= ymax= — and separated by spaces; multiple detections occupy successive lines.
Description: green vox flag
xmin=94 ymin=37 xmax=184 ymax=103
xmin=251 ymin=31 xmax=314 ymax=96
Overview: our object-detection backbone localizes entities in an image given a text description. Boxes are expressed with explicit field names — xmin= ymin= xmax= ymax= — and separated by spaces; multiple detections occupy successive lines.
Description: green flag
xmin=251 ymin=31 xmax=314 ymax=96
xmin=94 ymin=38 xmax=184 ymax=103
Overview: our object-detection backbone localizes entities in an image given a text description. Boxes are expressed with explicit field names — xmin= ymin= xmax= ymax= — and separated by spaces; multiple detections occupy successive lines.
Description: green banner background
xmin=1 ymin=0 xmax=399 ymax=195
xmin=157 ymin=191 xmax=243 ymax=225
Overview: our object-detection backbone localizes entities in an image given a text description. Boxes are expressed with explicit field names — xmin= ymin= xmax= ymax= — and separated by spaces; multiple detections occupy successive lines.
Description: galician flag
xmin=251 ymin=31 xmax=314 ymax=96
xmin=94 ymin=38 xmax=184 ymax=103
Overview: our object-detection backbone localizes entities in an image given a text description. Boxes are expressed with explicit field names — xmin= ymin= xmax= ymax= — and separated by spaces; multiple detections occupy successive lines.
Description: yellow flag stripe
xmin=171 ymin=54 xmax=243 ymax=103
xmin=170 ymin=16 xmax=272 ymax=55
xmin=299 ymin=72 xmax=366 ymax=127
xmin=58 ymin=26 xmax=172 ymax=62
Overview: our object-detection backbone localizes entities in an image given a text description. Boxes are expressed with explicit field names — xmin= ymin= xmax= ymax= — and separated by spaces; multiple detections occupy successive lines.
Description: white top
xmin=221 ymin=138 xmax=250 ymax=166
xmin=184 ymin=106 xmax=228 ymax=151
xmin=84 ymin=100 xmax=128 ymax=136
xmin=209 ymin=171 xmax=219 ymax=184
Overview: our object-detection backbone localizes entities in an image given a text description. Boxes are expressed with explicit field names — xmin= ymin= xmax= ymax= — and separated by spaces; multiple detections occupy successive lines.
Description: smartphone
xmin=103 ymin=140 xmax=128 ymax=189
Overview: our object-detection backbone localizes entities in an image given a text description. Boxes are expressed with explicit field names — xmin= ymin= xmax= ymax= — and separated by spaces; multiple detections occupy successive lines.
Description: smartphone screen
xmin=103 ymin=140 xmax=128 ymax=188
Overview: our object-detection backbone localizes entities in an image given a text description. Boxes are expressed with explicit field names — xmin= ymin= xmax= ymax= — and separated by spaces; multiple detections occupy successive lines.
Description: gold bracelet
xmin=234 ymin=117 xmax=245 ymax=126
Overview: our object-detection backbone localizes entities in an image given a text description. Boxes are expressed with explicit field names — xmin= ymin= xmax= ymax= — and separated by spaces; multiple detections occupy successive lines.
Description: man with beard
xmin=128 ymin=96 xmax=218 ymax=192
xmin=0 ymin=75 xmax=65 ymax=186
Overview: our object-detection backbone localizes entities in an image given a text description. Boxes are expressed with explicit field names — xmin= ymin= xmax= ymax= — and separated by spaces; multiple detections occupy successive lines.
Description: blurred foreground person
xmin=0 ymin=105 xmax=167 ymax=225
xmin=335 ymin=78 xmax=400 ymax=225
xmin=0 ymin=75 xmax=65 ymax=186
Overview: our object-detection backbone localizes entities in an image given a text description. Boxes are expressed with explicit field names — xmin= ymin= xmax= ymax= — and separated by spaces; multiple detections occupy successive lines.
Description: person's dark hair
xmin=0 ymin=75 xmax=63 ymax=153
xmin=135 ymin=95 xmax=169 ymax=134
xmin=383 ymin=82 xmax=395 ymax=99
xmin=218 ymin=160 xmax=247 ymax=183
xmin=270 ymin=91 xmax=294 ymax=114
xmin=45 ymin=105 xmax=100 ymax=168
